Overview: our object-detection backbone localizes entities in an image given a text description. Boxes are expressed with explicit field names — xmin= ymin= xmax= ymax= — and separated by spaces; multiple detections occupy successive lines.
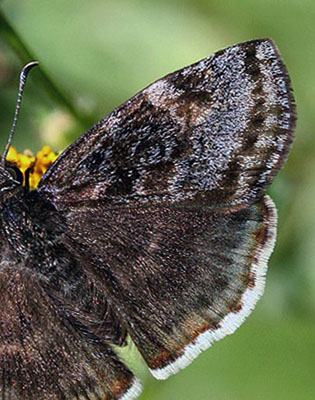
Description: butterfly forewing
xmin=38 ymin=38 xmax=295 ymax=211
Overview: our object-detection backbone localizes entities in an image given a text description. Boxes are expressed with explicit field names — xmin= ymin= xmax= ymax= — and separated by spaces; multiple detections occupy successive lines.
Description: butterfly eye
xmin=7 ymin=166 xmax=24 ymax=185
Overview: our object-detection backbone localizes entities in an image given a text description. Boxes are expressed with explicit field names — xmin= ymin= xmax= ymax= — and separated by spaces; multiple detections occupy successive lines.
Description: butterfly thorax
xmin=0 ymin=174 xmax=127 ymax=348
xmin=0 ymin=185 xmax=62 ymax=268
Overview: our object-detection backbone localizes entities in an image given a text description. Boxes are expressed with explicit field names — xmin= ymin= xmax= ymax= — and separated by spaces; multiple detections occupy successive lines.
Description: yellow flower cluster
xmin=7 ymin=146 xmax=59 ymax=190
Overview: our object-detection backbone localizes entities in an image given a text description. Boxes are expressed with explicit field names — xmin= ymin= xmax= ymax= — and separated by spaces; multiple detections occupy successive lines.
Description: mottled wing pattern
xmin=0 ymin=264 xmax=142 ymax=400
xmin=34 ymin=38 xmax=295 ymax=381
xmin=38 ymin=38 xmax=295 ymax=211
xmin=64 ymin=195 xmax=276 ymax=378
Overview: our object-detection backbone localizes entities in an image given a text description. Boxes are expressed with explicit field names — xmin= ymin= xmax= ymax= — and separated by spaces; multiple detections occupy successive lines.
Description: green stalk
xmin=0 ymin=9 xmax=92 ymax=128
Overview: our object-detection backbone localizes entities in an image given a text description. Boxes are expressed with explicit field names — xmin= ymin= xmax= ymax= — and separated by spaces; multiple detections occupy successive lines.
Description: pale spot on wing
xmin=145 ymin=79 xmax=181 ymax=106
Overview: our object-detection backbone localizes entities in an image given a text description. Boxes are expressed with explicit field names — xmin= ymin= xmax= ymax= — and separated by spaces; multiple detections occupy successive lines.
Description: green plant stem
xmin=0 ymin=9 xmax=92 ymax=128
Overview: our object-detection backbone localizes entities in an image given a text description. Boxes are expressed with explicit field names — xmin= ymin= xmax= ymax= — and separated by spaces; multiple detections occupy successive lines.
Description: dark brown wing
xmin=0 ymin=264 xmax=142 ymax=399
xmin=63 ymin=195 xmax=276 ymax=379
xmin=32 ymin=38 xmax=295 ymax=383
xmin=37 ymin=38 xmax=295 ymax=212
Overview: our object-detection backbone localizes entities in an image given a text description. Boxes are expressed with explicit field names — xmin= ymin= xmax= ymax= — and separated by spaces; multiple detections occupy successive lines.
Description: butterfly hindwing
xmin=63 ymin=194 xmax=276 ymax=378
xmin=38 ymin=38 xmax=295 ymax=211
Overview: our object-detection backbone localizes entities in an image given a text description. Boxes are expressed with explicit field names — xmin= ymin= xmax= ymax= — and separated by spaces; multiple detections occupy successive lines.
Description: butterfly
xmin=0 ymin=38 xmax=295 ymax=399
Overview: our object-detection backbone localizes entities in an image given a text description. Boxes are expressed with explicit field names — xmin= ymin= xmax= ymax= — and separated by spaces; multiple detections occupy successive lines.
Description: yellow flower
xmin=6 ymin=146 xmax=59 ymax=190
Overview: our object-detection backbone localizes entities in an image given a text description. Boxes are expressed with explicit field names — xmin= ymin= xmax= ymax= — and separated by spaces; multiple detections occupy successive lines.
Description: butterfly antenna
xmin=2 ymin=61 xmax=39 ymax=166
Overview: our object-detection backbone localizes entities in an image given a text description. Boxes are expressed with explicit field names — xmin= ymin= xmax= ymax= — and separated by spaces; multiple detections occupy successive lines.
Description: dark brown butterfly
xmin=0 ymin=38 xmax=295 ymax=399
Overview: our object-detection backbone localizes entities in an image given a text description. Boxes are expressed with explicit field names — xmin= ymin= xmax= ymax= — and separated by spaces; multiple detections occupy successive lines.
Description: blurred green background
xmin=0 ymin=0 xmax=314 ymax=399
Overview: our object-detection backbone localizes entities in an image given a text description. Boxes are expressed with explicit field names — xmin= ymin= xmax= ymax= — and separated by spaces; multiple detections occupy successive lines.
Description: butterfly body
xmin=0 ymin=38 xmax=295 ymax=399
